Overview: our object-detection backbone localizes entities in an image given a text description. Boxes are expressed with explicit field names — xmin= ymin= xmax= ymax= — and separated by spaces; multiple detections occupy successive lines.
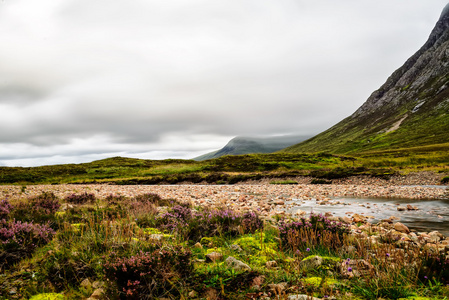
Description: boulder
xmin=394 ymin=222 xmax=410 ymax=234
xmin=230 ymin=244 xmax=243 ymax=252
xmin=299 ymin=256 xmax=323 ymax=271
xmin=206 ymin=252 xmax=223 ymax=263
xmin=225 ymin=256 xmax=251 ymax=271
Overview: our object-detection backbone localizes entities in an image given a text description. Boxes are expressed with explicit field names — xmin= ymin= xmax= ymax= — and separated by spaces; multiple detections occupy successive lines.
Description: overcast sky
xmin=0 ymin=0 xmax=448 ymax=167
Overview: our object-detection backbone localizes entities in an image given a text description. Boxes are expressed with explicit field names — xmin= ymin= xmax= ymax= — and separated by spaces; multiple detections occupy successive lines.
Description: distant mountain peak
xmin=194 ymin=135 xmax=310 ymax=161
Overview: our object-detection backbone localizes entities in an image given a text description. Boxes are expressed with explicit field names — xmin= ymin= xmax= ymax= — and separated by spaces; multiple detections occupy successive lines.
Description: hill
xmin=284 ymin=4 xmax=449 ymax=154
xmin=195 ymin=135 xmax=310 ymax=161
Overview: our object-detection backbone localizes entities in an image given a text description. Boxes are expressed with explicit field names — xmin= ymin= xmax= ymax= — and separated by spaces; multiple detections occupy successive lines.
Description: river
xmin=288 ymin=192 xmax=449 ymax=236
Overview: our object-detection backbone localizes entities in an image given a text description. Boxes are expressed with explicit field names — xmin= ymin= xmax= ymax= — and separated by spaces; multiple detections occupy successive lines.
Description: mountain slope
xmin=284 ymin=4 xmax=449 ymax=154
xmin=195 ymin=135 xmax=310 ymax=161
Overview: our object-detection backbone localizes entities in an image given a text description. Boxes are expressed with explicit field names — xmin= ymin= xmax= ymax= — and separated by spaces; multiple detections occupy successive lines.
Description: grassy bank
xmin=1 ymin=148 xmax=448 ymax=185
xmin=1 ymin=191 xmax=448 ymax=299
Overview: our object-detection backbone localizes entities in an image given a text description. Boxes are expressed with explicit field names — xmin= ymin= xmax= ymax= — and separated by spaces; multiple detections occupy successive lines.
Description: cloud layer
xmin=0 ymin=0 xmax=447 ymax=166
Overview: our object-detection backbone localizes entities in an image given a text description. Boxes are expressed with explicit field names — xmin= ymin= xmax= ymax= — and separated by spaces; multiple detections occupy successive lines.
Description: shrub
xmin=278 ymin=213 xmax=349 ymax=251
xmin=156 ymin=206 xmax=264 ymax=242
xmin=105 ymin=194 xmax=127 ymax=206
xmin=419 ymin=252 xmax=449 ymax=284
xmin=31 ymin=192 xmax=61 ymax=215
xmin=133 ymin=193 xmax=162 ymax=204
xmin=104 ymin=247 xmax=192 ymax=299
xmin=188 ymin=209 xmax=263 ymax=241
xmin=441 ymin=176 xmax=449 ymax=184
xmin=157 ymin=204 xmax=192 ymax=232
xmin=0 ymin=200 xmax=13 ymax=219
xmin=0 ymin=219 xmax=55 ymax=269
xmin=127 ymin=199 xmax=158 ymax=227
xmin=241 ymin=211 xmax=264 ymax=233
xmin=64 ymin=192 xmax=96 ymax=204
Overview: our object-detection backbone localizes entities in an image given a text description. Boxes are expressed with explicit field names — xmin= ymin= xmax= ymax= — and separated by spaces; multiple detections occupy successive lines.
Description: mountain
xmin=194 ymin=135 xmax=310 ymax=161
xmin=284 ymin=4 xmax=449 ymax=154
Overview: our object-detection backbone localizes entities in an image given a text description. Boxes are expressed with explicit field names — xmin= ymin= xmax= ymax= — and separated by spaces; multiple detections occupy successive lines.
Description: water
xmin=287 ymin=197 xmax=449 ymax=236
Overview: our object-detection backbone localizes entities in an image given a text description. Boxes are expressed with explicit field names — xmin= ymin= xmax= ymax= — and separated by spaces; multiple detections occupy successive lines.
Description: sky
xmin=0 ymin=0 xmax=448 ymax=167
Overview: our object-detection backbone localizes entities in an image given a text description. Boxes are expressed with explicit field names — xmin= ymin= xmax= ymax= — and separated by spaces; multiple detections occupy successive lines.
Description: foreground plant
xmin=104 ymin=246 xmax=192 ymax=299
xmin=0 ymin=219 xmax=55 ymax=270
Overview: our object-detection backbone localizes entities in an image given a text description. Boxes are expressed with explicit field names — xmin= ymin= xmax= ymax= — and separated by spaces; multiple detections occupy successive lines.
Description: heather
xmin=0 ymin=191 xmax=448 ymax=299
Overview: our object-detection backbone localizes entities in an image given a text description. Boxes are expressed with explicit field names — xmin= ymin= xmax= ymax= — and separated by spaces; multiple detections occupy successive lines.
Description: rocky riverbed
xmin=1 ymin=179 xmax=447 ymax=220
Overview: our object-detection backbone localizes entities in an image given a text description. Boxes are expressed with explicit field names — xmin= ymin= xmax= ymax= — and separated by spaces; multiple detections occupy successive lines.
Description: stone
xmin=394 ymin=222 xmax=410 ymax=234
xmin=89 ymin=288 xmax=105 ymax=299
xmin=188 ymin=290 xmax=198 ymax=298
xmin=266 ymin=260 xmax=278 ymax=268
xmin=268 ymin=282 xmax=288 ymax=294
xmin=230 ymin=244 xmax=243 ymax=252
xmin=428 ymin=231 xmax=443 ymax=243
xmin=225 ymin=256 xmax=251 ymax=271
xmin=352 ymin=213 xmax=366 ymax=223
xmin=206 ymin=252 xmax=223 ymax=263
xmin=251 ymin=275 xmax=265 ymax=289
xmin=193 ymin=242 xmax=203 ymax=249
xmin=92 ymin=281 xmax=105 ymax=289
xmin=340 ymin=216 xmax=352 ymax=224
xmin=287 ymin=295 xmax=322 ymax=300
xmin=147 ymin=234 xmax=164 ymax=241
xmin=60 ymin=203 xmax=74 ymax=210
xmin=343 ymin=245 xmax=357 ymax=253
xmin=406 ymin=204 xmax=418 ymax=211
xmin=80 ymin=278 xmax=92 ymax=289
xmin=299 ymin=256 xmax=323 ymax=271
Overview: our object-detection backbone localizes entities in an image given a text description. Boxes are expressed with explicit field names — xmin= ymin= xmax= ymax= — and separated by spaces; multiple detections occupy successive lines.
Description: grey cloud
xmin=0 ymin=0 xmax=447 ymax=166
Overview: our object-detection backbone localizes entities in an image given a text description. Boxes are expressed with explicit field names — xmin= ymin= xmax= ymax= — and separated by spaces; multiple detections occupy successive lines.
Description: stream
xmin=288 ymin=189 xmax=449 ymax=236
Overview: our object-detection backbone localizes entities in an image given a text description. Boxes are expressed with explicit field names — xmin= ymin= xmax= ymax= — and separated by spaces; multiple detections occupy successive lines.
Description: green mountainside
xmin=194 ymin=135 xmax=310 ymax=161
xmin=284 ymin=5 xmax=449 ymax=154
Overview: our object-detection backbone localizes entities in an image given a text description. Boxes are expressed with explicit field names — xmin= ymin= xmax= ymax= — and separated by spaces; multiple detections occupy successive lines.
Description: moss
xmin=55 ymin=211 xmax=66 ymax=218
xmin=206 ymin=247 xmax=225 ymax=255
xmin=29 ymin=293 xmax=65 ymax=300
xmin=398 ymin=297 xmax=432 ymax=300
xmin=302 ymin=255 xmax=340 ymax=262
xmin=234 ymin=233 xmax=277 ymax=252
xmin=303 ymin=276 xmax=338 ymax=287
xmin=200 ymin=236 xmax=226 ymax=247
xmin=70 ymin=223 xmax=86 ymax=232
xmin=143 ymin=227 xmax=163 ymax=234
xmin=301 ymin=255 xmax=341 ymax=271
xmin=232 ymin=234 xmax=279 ymax=266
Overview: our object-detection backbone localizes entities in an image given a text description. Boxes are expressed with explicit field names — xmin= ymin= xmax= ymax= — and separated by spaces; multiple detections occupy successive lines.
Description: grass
xmin=1 ymin=191 xmax=448 ymax=299
xmin=1 ymin=149 xmax=448 ymax=185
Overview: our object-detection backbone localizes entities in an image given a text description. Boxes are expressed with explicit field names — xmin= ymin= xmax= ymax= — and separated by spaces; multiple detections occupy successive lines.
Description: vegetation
xmin=0 ymin=149 xmax=448 ymax=185
xmin=1 ymin=191 xmax=448 ymax=299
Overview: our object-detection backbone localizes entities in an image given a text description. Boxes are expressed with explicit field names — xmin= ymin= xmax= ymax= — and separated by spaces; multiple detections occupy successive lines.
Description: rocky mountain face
xmin=194 ymin=135 xmax=310 ymax=161
xmin=284 ymin=4 xmax=449 ymax=154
